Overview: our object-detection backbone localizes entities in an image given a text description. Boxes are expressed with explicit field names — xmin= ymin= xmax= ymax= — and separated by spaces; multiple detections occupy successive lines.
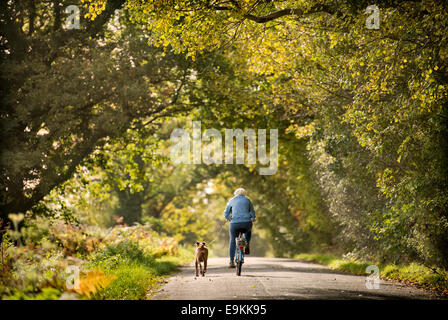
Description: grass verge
xmin=295 ymin=253 xmax=448 ymax=296
xmin=86 ymin=242 xmax=193 ymax=300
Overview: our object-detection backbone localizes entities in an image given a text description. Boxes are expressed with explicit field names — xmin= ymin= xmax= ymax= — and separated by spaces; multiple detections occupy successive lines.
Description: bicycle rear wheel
xmin=236 ymin=249 xmax=243 ymax=276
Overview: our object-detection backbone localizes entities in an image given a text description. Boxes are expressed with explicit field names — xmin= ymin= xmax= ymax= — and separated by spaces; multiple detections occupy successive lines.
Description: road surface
xmin=152 ymin=257 xmax=442 ymax=300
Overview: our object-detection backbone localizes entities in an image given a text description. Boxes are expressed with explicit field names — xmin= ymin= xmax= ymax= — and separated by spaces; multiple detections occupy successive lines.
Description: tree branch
xmin=211 ymin=3 xmax=335 ymax=23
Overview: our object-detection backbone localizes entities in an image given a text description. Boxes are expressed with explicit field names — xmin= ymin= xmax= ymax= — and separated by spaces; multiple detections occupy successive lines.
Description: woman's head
xmin=234 ymin=188 xmax=246 ymax=196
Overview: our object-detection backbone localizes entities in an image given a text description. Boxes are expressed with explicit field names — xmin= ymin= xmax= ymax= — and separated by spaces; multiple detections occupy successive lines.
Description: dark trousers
xmin=229 ymin=221 xmax=252 ymax=261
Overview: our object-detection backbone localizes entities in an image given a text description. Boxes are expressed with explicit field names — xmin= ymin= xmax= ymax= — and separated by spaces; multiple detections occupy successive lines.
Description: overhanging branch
xmin=211 ymin=4 xmax=335 ymax=23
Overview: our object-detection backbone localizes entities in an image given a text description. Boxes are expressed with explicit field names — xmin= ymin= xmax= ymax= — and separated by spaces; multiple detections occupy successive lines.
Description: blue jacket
xmin=224 ymin=195 xmax=256 ymax=223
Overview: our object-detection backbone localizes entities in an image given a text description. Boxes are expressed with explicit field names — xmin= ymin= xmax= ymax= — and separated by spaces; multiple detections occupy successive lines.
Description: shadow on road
xmin=250 ymin=287 xmax=421 ymax=300
xmin=202 ymin=263 xmax=354 ymax=277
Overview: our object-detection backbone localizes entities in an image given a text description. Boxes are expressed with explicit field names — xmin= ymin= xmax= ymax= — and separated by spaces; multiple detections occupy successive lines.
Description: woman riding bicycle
xmin=223 ymin=188 xmax=256 ymax=268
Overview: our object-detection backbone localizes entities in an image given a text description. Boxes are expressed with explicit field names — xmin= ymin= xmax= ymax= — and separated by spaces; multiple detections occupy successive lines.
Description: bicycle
xmin=234 ymin=228 xmax=248 ymax=276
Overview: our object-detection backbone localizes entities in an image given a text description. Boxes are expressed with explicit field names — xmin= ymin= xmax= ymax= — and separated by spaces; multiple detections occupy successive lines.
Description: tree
xmin=0 ymin=1 xmax=198 ymax=220
xmin=118 ymin=0 xmax=448 ymax=264
xmin=4 ymin=0 xmax=448 ymax=266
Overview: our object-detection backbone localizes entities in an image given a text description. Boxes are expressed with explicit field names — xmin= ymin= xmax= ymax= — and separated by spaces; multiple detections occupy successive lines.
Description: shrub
xmin=94 ymin=240 xmax=154 ymax=267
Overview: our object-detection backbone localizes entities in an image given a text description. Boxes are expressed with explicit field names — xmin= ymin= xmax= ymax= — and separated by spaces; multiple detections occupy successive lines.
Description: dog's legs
xmin=195 ymin=260 xmax=199 ymax=277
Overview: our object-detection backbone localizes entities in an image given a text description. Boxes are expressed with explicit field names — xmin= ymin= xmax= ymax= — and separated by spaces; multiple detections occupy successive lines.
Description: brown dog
xmin=195 ymin=241 xmax=208 ymax=277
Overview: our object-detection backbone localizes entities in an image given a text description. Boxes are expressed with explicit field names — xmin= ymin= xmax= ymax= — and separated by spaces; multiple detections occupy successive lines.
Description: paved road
xmin=152 ymin=257 xmax=442 ymax=300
